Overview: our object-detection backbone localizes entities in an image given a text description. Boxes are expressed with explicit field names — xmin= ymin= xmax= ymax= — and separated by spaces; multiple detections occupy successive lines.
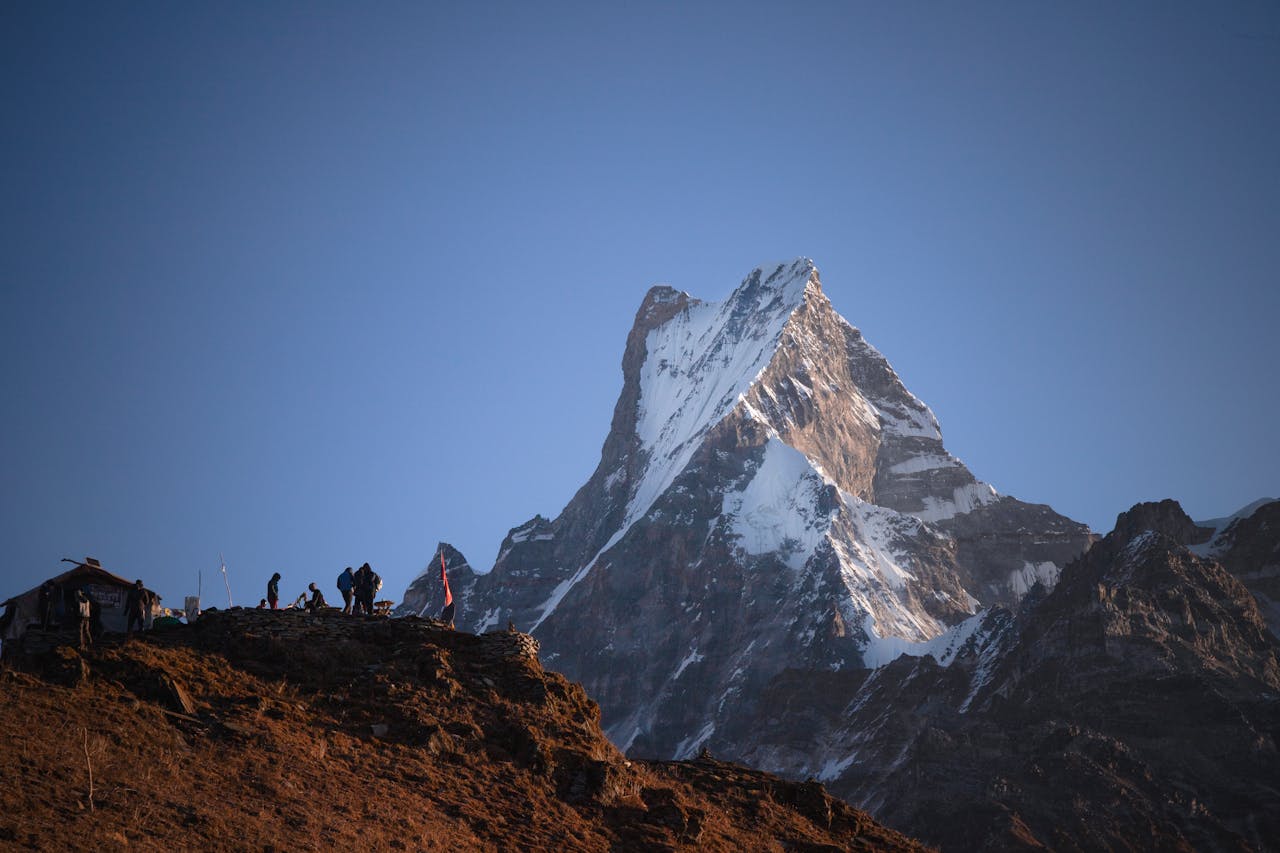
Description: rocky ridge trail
xmin=0 ymin=609 xmax=925 ymax=852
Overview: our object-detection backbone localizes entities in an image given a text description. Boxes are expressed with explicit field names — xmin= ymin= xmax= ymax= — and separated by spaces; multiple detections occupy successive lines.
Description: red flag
xmin=440 ymin=551 xmax=453 ymax=607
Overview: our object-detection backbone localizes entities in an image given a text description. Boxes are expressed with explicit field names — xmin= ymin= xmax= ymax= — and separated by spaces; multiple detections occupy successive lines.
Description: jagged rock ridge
xmin=797 ymin=498 xmax=1280 ymax=850
xmin=393 ymin=542 xmax=470 ymax=619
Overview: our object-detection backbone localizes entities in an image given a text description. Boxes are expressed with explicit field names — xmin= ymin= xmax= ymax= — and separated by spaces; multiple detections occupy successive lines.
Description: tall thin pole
xmin=220 ymin=553 xmax=232 ymax=607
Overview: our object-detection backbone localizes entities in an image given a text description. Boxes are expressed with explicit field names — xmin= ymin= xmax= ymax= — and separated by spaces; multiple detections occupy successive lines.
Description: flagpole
xmin=220 ymin=553 xmax=232 ymax=608
xmin=440 ymin=550 xmax=453 ymax=607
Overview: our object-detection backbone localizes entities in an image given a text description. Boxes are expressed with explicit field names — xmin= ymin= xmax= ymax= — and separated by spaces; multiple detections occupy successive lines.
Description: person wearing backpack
xmin=336 ymin=566 xmax=355 ymax=614
xmin=355 ymin=562 xmax=379 ymax=617
xmin=350 ymin=565 xmax=367 ymax=615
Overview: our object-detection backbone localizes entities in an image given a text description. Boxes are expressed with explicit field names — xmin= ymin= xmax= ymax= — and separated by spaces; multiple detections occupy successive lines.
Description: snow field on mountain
xmin=720 ymin=436 xmax=972 ymax=665
xmin=886 ymin=453 xmax=961 ymax=475
xmin=857 ymin=610 xmax=988 ymax=670
xmin=1008 ymin=560 xmax=1059 ymax=596
xmin=629 ymin=262 xmax=814 ymax=539
xmin=673 ymin=722 xmax=717 ymax=760
xmin=672 ymin=646 xmax=705 ymax=680
xmin=912 ymin=481 xmax=1001 ymax=523
xmin=719 ymin=437 xmax=923 ymax=595
xmin=1189 ymin=497 xmax=1278 ymax=556
xmin=840 ymin=500 xmax=927 ymax=592
xmin=528 ymin=559 xmax=596 ymax=633
xmin=722 ymin=439 xmax=827 ymax=569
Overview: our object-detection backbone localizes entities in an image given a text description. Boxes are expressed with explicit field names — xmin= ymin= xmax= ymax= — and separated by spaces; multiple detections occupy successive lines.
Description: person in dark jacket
xmin=351 ymin=564 xmax=367 ymax=615
xmin=337 ymin=567 xmax=355 ymax=615
xmin=267 ymin=572 xmax=281 ymax=610
xmin=125 ymin=580 xmax=149 ymax=634
xmin=354 ymin=563 xmax=379 ymax=617
xmin=305 ymin=582 xmax=327 ymax=613
xmin=38 ymin=580 xmax=57 ymax=629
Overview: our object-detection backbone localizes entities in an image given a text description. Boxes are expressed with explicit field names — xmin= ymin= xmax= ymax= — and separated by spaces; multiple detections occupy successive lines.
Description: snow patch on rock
xmin=673 ymin=646 xmax=705 ymax=680
xmin=724 ymin=439 xmax=830 ymax=569
xmin=1190 ymin=497 xmax=1278 ymax=556
xmin=912 ymin=482 xmax=1000 ymax=523
xmin=886 ymin=454 xmax=961 ymax=475
xmin=1008 ymin=560 xmax=1060 ymax=596
xmin=628 ymin=260 xmax=815 ymax=543
xmin=674 ymin=722 xmax=717 ymax=760
xmin=860 ymin=610 xmax=987 ymax=670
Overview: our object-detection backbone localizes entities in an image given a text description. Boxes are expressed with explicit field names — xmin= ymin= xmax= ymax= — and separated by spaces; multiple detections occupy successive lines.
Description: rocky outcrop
xmin=1109 ymin=497 xmax=1216 ymax=548
xmin=392 ymin=542 xmax=470 ymax=619
xmin=1205 ymin=499 xmax=1280 ymax=640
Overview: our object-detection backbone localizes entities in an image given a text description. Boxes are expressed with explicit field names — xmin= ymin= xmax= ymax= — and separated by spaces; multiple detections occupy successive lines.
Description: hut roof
xmin=2 ymin=558 xmax=160 ymax=607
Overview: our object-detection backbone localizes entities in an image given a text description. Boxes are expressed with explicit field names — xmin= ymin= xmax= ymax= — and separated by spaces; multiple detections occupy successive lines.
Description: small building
xmin=1 ymin=557 xmax=161 ymax=647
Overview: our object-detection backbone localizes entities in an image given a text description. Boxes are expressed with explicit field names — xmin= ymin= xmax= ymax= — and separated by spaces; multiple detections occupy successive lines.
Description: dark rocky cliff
xmin=811 ymin=499 xmax=1280 ymax=851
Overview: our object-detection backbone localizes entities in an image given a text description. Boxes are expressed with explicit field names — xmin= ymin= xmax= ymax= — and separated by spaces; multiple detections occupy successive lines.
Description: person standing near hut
xmin=125 ymin=580 xmax=149 ymax=635
xmin=75 ymin=589 xmax=93 ymax=650
xmin=38 ymin=580 xmax=57 ymax=630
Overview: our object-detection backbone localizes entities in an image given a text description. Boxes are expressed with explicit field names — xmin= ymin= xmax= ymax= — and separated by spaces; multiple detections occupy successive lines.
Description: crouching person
xmin=305 ymin=582 xmax=327 ymax=613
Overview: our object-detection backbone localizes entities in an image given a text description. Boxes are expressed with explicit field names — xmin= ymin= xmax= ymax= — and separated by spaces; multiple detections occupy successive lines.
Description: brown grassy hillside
xmin=0 ymin=610 xmax=924 ymax=851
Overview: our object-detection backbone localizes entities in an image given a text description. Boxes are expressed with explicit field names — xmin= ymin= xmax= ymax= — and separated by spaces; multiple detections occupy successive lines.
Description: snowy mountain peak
xmin=733 ymin=257 xmax=819 ymax=299
xmin=621 ymin=259 xmax=821 ymax=545
xmin=637 ymin=284 xmax=695 ymax=325
xmin=1190 ymin=497 xmax=1280 ymax=557
xmin=433 ymin=258 xmax=1093 ymax=764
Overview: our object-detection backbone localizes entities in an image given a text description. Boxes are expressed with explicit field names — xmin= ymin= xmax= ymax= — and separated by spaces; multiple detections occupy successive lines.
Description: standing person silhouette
xmin=267 ymin=572 xmax=281 ymax=610
xmin=354 ymin=563 xmax=379 ymax=617
xmin=337 ymin=566 xmax=355 ymax=614
xmin=125 ymin=580 xmax=149 ymax=634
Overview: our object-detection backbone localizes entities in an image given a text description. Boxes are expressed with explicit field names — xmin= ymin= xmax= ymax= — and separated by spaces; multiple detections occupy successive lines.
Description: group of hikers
xmin=258 ymin=563 xmax=382 ymax=616
xmin=5 ymin=554 xmax=455 ymax=657
xmin=35 ymin=577 xmax=154 ymax=650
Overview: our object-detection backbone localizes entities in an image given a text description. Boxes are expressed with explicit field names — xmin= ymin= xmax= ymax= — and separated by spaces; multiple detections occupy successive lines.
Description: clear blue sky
xmin=3 ymin=2 xmax=1277 ymax=610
